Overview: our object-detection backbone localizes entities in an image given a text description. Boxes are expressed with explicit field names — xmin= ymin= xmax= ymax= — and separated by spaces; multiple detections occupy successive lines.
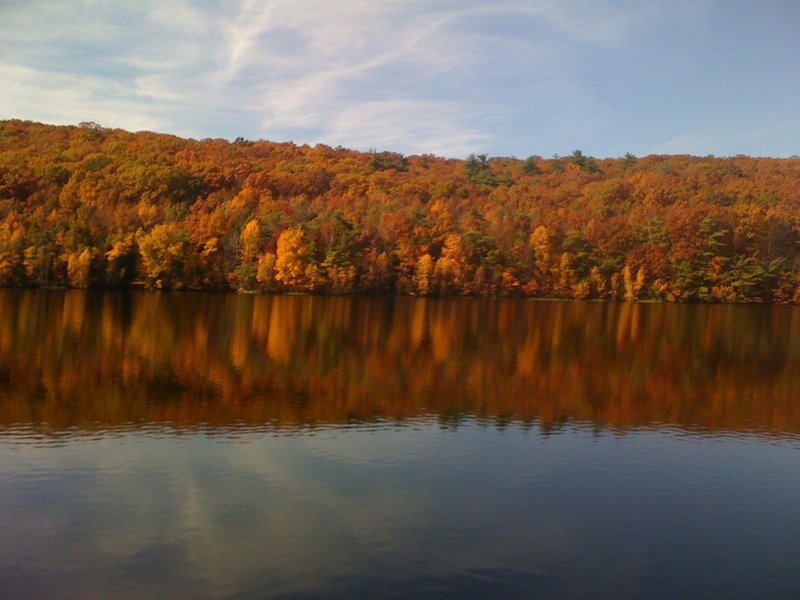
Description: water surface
xmin=0 ymin=290 xmax=798 ymax=598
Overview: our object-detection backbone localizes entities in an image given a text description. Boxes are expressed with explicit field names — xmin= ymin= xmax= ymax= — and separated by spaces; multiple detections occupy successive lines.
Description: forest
xmin=1 ymin=119 xmax=799 ymax=302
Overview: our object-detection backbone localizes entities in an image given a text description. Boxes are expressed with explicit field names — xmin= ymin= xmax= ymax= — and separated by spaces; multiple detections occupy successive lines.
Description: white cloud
xmin=321 ymin=99 xmax=492 ymax=157
xmin=202 ymin=0 xmax=512 ymax=153
xmin=0 ymin=0 xmax=721 ymax=156
xmin=0 ymin=61 xmax=165 ymax=133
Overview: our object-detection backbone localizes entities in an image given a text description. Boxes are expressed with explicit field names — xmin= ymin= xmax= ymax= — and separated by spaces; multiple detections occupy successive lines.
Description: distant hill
xmin=1 ymin=119 xmax=799 ymax=302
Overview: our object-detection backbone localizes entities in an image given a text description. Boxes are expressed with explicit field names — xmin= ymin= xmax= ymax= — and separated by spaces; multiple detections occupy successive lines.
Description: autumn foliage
xmin=2 ymin=119 xmax=800 ymax=302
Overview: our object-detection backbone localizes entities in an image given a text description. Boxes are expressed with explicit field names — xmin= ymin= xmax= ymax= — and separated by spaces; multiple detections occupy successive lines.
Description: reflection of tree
xmin=0 ymin=290 xmax=799 ymax=435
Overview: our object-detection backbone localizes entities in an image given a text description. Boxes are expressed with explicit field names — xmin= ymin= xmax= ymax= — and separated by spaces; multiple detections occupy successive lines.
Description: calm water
xmin=0 ymin=290 xmax=799 ymax=599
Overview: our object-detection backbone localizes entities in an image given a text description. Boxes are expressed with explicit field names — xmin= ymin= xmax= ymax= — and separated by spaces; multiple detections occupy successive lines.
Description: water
xmin=0 ymin=290 xmax=799 ymax=598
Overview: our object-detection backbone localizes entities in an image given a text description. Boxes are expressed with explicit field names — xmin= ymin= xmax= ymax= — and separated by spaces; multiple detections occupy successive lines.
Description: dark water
xmin=0 ymin=290 xmax=799 ymax=599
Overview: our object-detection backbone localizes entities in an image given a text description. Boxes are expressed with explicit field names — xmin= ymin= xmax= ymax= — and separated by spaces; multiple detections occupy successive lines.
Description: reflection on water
xmin=1 ymin=291 xmax=799 ymax=598
xmin=0 ymin=289 xmax=799 ymax=434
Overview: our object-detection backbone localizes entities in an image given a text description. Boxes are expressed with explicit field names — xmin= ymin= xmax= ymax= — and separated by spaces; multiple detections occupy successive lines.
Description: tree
xmin=233 ymin=218 xmax=262 ymax=289
xmin=623 ymin=265 xmax=646 ymax=301
xmin=522 ymin=156 xmax=541 ymax=175
xmin=569 ymin=149 xmax=598 ymax=173
xmin=433 ymin=234 xmax=469 ymax=295
xmin=66 ymin=248 xmax=95 ymax=288
xmin=105 ymin=234 xmax=137 ymax=286
xmin=0 ymin=216 xmax=23 ymax=284
xmin=274 ymin=227 xmax=320 ymax=291
xmin=549 ymin=155 xmax=565 ymax=173
xmin=137 ymin=223 xmax=192 ymax=289
xmin=359 ymin=248 xmax=393 ymax=294
xmin=530 ymin=225 xmax=552 ymax=284
xmin=239 ymin=218 xmax=261 ymax=263
xmin=414 ymin=253 xmax=435 ymax=295
xmin=1 ymin=120 xmax=800 ymax=303
xmin=464 ymin=154 xmax=497 ymax=186
xmin=256 ymin=251 xmax=277 ymax=290
xmin=620 ymin=152 xmax=637 ymax=171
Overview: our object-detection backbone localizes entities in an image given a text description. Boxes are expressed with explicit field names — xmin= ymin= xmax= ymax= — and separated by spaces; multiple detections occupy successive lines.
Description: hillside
xmin=1 ymin=119 xmax=799 ymax=301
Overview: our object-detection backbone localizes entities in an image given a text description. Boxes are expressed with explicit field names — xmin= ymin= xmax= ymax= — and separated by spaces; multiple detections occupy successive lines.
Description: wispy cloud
xmin=324 ymin=100 xmax=492 ymax=157
xmin=0 ymin=61 xmax=165 ymax=133
xmin=6 ymin=0 xmax=792 ymax=157
xmin=0 ymin=1 xmax=647 ymax=147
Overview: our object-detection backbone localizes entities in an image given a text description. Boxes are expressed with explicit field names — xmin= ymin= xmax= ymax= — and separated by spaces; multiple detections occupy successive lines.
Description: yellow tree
xmin=530 ymin=225 xmax=553 ymax=292
xmin=589 ymin=265 xmax=607 ymax=298
xmin=137 ymin=223 xmax=191 ymax=289
xmin=414 ymin=253 xmax=435 ymax=295
xmin=433 ymin=234 xmax=468 ymax=294
xmin=66 ymin=248 xmax=95 ymax=288
xmin=234 ymin=218 xmax=262 ymax=289
xmin=105 ymin=234 xmax=137 ymax=286
xmin=256 ymin=251 xmax=277 ymax=290
xmin=557 ymin=252 xmax=576 ymax=295
xmin=0 ymin=216 xmax=23 ymax=284
xmin=623 ymin=265 xmax=646 ymax=301
xmin=239 ymin=218 xmax=261 ymax=264
xmin=530 ymin=225 xmax=551 ymax=273
xmin=275 ymin=227 xmax=319 ymax=291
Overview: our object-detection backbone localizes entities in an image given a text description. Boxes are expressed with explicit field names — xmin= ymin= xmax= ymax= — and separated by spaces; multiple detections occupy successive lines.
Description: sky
xmin=1 ymin=0 xmax=798 ymax=159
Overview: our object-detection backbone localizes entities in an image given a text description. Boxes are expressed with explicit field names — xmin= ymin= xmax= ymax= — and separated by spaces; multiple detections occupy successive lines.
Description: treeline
xmin=1 ymin=119 xmax=800 ymax=301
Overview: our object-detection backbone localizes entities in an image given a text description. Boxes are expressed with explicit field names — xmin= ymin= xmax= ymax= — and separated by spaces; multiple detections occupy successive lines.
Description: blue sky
xmin=1 ymin=0 xmax=798 ymax=158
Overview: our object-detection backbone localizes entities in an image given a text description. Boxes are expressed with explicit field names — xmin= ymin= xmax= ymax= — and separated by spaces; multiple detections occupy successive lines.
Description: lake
xmin=0 ymin=290 xmax=799 ymax=598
